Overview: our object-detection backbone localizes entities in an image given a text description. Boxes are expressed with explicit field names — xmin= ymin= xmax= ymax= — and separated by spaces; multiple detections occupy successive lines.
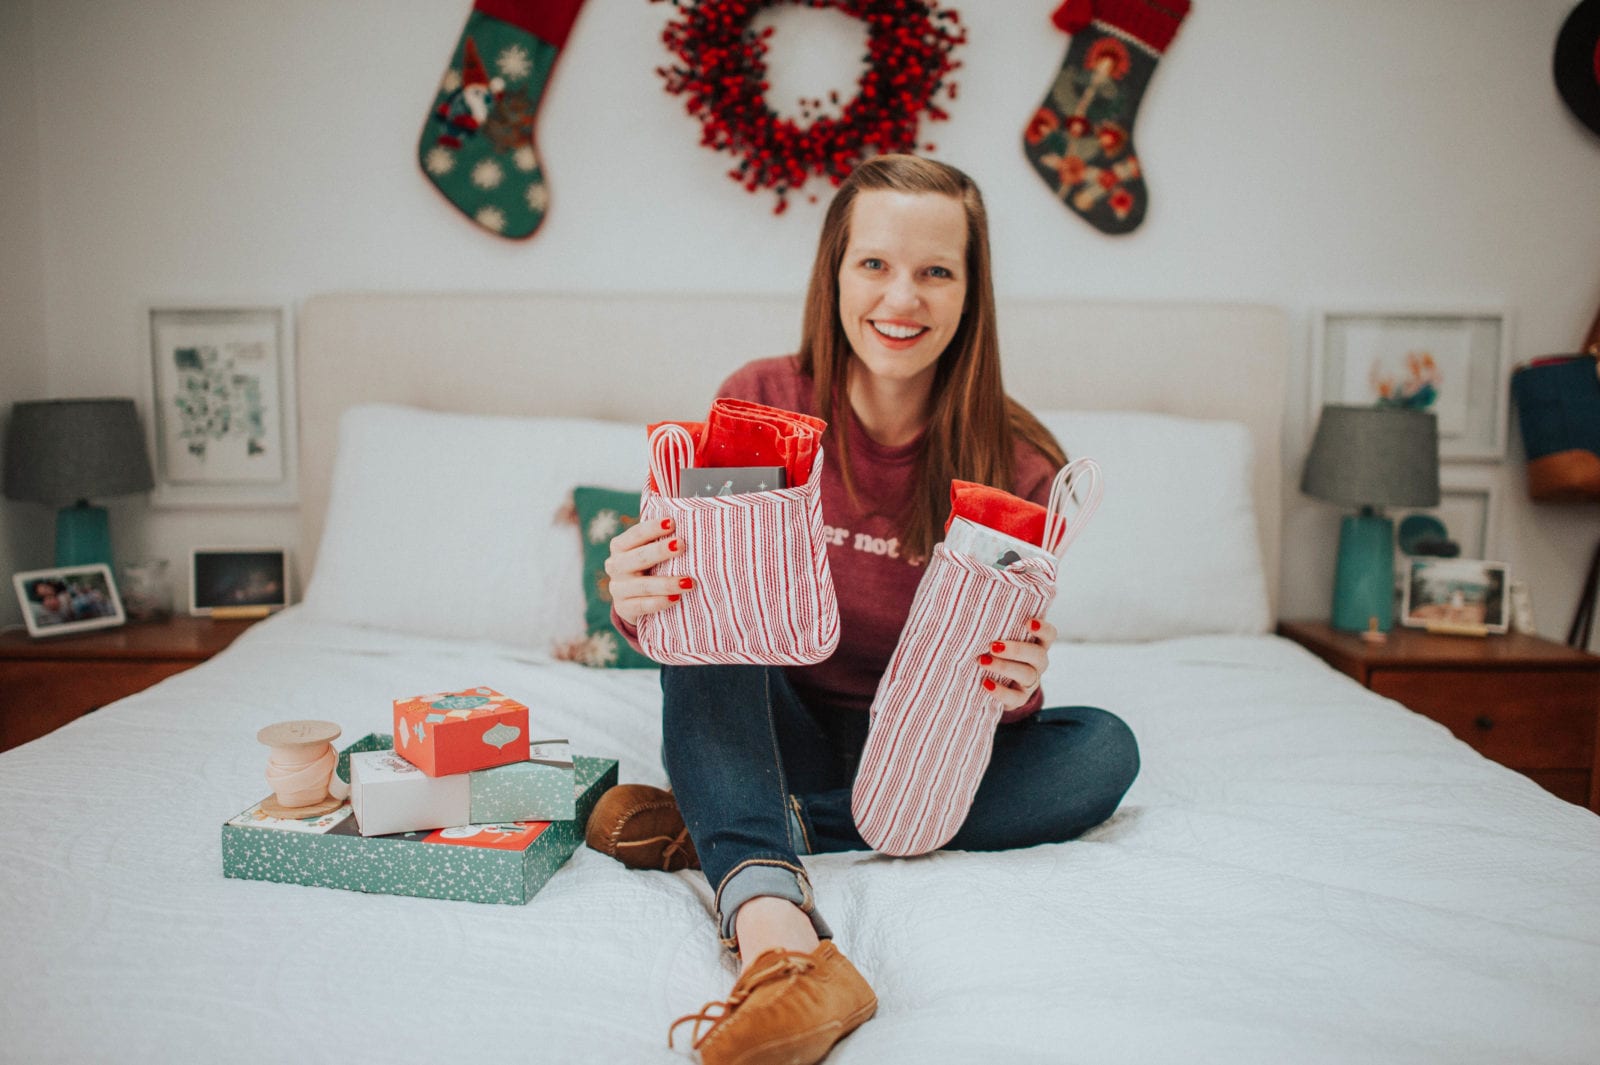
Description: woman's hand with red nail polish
xmin=978 ymin=618 xmax=1056 ymax=713
xmin=605 ymin=514 xmax=692 ymax=625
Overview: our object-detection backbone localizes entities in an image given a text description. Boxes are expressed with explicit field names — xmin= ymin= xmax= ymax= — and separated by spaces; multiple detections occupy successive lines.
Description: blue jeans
xmin=660 ymin=664 xmax=1140 ymax=951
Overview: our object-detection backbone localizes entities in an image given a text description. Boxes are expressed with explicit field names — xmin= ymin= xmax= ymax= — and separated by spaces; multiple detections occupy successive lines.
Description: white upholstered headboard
xmin=296 ymin=293 xmax=1288 ymax=609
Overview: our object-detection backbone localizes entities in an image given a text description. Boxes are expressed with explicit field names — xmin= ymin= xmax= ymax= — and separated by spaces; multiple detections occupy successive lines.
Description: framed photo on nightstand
xmin=189 ymin=548 xmax=291 ymax=618
xmin=1401 ymin=558 xmax=1510 ymax=634
xmin=11 ymin=564 xmax=127 ymax=638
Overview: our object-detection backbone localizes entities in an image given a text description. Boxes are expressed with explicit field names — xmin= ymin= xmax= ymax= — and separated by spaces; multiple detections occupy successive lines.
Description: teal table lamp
xmin=3 ymin=399 xmax=156 ymax=568
xmin=1302 ymin=405 xmax=1440 ymax=633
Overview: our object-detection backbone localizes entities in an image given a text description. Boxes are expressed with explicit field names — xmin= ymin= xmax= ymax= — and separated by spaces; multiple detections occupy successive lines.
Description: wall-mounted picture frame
xmin=1393 ymin=468 xmax=1501 ymax=562
xmin=1311 ymin=308 xmax=1511 ymax=462
xmin=189 ymin=547 xmax=292 ymax=617
xmin=1401 ymin=557 xmax=1510 ymax=634
xmin=11 ymin=563 xmax=127 ymax=638
xmin=145 ymin=304 xmax=298 ymax=508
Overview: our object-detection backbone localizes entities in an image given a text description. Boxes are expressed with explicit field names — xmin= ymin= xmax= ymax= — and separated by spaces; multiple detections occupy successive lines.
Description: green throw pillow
xmin=566 ymin=486 xmax=657 ymax=669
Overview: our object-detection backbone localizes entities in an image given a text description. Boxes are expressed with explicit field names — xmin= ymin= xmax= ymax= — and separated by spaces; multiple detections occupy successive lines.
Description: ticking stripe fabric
xmin=852 ymin=547 xmax=1058 ymax=856
xmin=636 ymin=425 xmax=839 ymax=666
xmin=853 ymin=458 xmax=1104 ymax=857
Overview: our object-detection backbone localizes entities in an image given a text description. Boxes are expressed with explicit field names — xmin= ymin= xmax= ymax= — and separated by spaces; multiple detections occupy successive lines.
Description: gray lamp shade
xmin=1301 ymin=405 xmax=1441 ymax=509
xmin=3 ymin=398 xmax=156 ymax=505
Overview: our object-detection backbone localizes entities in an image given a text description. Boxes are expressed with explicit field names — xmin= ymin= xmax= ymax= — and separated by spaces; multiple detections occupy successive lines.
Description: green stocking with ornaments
xmin=1023 ymin=0 xmax=1190 ymax=235
xmin=419 ymin=0 xmax=587 ymax=239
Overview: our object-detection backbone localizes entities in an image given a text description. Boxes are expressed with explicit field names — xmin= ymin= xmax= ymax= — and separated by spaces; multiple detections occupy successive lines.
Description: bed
xmin=2 ymin=294 xmax=1597 ymax=1065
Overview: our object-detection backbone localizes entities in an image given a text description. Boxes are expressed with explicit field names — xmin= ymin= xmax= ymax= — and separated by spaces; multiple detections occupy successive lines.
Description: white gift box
xmin=350 ymin=742 xmax=577 ymax=837
xmin=349 ymin=749 xmax=471 ymax=836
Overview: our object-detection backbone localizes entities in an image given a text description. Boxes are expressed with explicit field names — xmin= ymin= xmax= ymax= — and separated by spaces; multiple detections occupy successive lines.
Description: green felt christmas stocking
xmin=419 ymin=0 xmax=587 ymax=240
xmin=1023 ymin=0 xmax=1190 ymax=235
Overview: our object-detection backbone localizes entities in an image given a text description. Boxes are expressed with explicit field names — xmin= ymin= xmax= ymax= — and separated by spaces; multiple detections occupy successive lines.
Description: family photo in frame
xmin=10 ymin=564 xmax=127 ymax=638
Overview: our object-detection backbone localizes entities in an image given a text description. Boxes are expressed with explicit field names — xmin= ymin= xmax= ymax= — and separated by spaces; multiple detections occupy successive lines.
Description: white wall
xmin=0 ymin=0 xmax=50 ymax=630
xmin=9 ymin=0 xmax=1600 ymax=640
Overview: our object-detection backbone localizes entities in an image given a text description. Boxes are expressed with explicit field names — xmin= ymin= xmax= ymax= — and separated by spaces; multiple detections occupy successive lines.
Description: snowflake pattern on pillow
xmin=561 ymin=486 xmax=656 ymax=669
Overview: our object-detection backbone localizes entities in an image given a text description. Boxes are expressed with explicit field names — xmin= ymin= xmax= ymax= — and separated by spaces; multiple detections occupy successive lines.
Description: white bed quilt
xmin=1 ymin=612 xmax=1597 ymax=1065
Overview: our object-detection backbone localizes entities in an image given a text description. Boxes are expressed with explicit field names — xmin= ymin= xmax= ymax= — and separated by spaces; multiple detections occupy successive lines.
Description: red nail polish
xmin=660 ymin=518 xmax=673 ymax=530
xmin=679 ymin=577 xmax=695 ymax=589
xmin=667 ymin=594 xmax=680 ymax=602
xmin=978 ymin=653 xmax=993 ymax=666
xmin=982 ymin=679 xmax=997 ymax=692
xmin=1029 ymin=619 xmax=1042 ymax=632
xmin=991 ymin=641 xmax=1005 ymax=654
xmin=667 ymin=540 xmax=678 ymax=552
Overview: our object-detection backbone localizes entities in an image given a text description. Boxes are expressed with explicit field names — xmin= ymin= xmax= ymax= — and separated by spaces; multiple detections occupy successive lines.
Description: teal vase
xmin=55 ymin=501 xmax=112 ymax=568
xmin=1331 ymin=511 xmax=1395 ymax=633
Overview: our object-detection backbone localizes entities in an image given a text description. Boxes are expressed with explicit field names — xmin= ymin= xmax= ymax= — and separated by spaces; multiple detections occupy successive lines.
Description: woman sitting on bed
xmin=591 ymin=154 xmax=1140 ymax=1065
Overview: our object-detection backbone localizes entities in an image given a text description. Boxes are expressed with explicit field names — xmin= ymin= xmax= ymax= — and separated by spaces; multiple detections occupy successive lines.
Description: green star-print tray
xmin=223 ymin=733 xmax=616 ymax=905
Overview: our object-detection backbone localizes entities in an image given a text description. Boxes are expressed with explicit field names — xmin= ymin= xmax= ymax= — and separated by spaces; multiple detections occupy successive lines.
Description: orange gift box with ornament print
xmin=393 ymin=686 xmax=530 ymax=777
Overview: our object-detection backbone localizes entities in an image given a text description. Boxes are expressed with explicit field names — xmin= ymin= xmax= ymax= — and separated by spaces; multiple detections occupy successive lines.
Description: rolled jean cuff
xmin=715 ymin=860 xmax=833 ymax=951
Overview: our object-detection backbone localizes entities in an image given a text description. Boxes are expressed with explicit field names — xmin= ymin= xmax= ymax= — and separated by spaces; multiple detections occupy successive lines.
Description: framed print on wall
xmin=1311 ymin=308 xmax=1511 ymax=462
xmin=145 ymin=304 xmax=298 ymax=508
xmin=1393 ymin=470 xmax=1501 ymax=561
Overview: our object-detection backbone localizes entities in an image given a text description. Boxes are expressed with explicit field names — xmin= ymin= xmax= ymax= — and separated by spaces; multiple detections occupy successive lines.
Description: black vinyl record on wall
xmin=1555 ymin=0 xmax=1600 ymax=137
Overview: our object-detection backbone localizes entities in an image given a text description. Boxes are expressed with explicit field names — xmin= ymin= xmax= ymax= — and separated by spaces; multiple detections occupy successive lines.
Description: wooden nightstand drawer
xmin=1278 ymin=620 xmax=1600 ymax=813
xmin=1522 ymin=770 xmax=1591 ymax=807
xmin=0 ymin=617 xmax=255 ymax=753
xmin=0 ymin=660 xmax=195 ymax=750
xmin=1369 ymin=670 xmax=1595 ymax=770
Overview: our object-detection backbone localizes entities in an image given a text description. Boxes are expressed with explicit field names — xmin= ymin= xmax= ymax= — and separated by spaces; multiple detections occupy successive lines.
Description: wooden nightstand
xmin=0 ymin=615 xmax=256 ymax=753
xmin=1277 ymin=619 xmax=1600 ymax=813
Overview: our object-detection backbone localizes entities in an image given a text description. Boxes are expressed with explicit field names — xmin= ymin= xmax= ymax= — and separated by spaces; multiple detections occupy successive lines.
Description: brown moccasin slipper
xmin=670 ymin=942 xmax=877 ymax=1065
xmin=585 ymin=783 xmax=700 ymax=872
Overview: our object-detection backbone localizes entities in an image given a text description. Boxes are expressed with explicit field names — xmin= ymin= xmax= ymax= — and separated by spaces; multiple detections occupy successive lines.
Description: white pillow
xmin=302 ymin=404 xmax=645 ymax=648
xmin=1035 ymin=410 xmax=1269 ymax=641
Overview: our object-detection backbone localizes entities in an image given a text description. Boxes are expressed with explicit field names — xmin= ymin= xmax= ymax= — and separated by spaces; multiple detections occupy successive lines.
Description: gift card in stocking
xmin=419 ymin=0 xmax=586 ymax=239
xmin=1023 ymin=0 xmax=1190 ymax=234
xmin=853 ymin=460 xmax=1103 ymax=857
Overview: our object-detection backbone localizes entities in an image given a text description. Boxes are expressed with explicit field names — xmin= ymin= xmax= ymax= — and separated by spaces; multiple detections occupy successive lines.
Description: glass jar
xmin=119 ymin=559 xmax=173 ymax=622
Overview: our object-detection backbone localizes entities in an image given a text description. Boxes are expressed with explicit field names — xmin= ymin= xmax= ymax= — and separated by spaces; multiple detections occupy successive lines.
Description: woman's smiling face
xmin=836 ymin=189 xmax=969 ymax=392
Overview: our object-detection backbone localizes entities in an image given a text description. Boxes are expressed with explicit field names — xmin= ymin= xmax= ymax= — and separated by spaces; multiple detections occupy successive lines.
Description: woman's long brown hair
xmin=796 ymin=154 xmax=1066 ymax=560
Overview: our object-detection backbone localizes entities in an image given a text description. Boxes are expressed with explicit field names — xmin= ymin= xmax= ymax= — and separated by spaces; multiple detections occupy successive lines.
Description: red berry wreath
xmin=652 ymin=0 xmax=966 ymax=213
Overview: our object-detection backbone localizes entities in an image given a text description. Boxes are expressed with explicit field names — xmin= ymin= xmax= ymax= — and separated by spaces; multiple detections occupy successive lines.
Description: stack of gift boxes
xmin=351 ymin=687 xmax=577 ymax=834
xmin=222 ymin=686 xmax=617 ymax=905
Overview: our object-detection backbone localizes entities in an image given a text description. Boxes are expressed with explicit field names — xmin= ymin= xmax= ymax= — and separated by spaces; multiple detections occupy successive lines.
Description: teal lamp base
xmin=55 ymin=500 xmax=112 ymax=568
xmin=1331 ymin=511 xmax=1396 ymax=633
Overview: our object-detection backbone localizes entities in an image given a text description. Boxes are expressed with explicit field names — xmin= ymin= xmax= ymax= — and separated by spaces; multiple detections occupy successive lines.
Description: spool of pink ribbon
xmin=256 ymin=720 xmax=350 ymax=818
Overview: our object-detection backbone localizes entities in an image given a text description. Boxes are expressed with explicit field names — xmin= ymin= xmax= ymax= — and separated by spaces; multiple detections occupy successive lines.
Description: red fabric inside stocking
xmin=651 ymin=401 xmax=825 ymax=489
xmin=703 ymin=399 xmax=826 ymax=487
xmin=946 ymin=480 xmax=1050 ymax=546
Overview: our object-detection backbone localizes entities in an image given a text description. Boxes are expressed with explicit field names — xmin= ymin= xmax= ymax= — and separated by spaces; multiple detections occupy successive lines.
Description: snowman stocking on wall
xmin=1023 ymin=0 xmax=1190 ymax=235
xmin=419 ymin=0 xmax=587 ymax=239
